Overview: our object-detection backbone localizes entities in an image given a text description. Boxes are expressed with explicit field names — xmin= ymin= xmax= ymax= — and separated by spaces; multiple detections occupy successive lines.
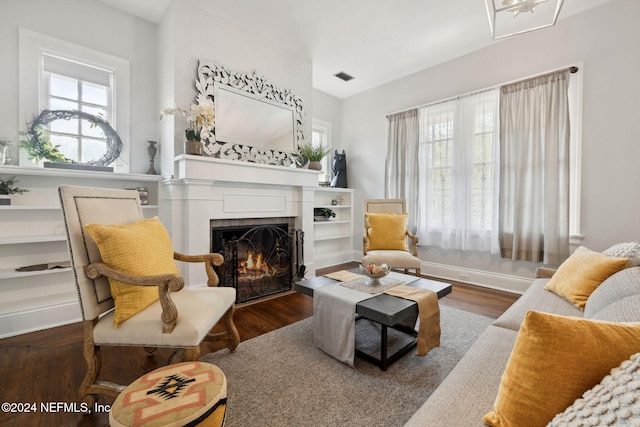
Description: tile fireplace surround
xmin=160 ymin=155 xmax=321 ymax=288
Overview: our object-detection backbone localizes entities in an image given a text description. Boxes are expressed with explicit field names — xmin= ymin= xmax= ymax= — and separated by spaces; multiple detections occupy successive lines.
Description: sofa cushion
xmin=492 ymin=278 xmax=583 ymax=331
xmin=547 ymin=352 xmax=640 ymax=427
xmin=84 ymin=217 xmax=179 ymax=327
xmin=404 ymin=325 xmax=518 ymax=427
xmin=602 ymin=241 xmax=640 ymax=267
xmin=587 ymin=295 xmax=640 ymax=323
xmin=365 ymin=212 xmax=409 ymax=251
xmin=543 ymin=246 xmax=628 ymax=310
xmin=584 ymin=267 xmax=640 ymax=319
xmin=484 ymin=311 xmax=640 ymax=427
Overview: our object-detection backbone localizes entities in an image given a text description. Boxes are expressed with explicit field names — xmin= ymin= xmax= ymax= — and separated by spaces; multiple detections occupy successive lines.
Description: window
xmin=312 ymin=119 xmax=332 ymax=183
xmin=19 ymin=28 xmax=130 ymax=171
xmin=417 ymin=89 xmax=499 ymax=252
xmin=43 ymin=54 xmax=113 ymax=163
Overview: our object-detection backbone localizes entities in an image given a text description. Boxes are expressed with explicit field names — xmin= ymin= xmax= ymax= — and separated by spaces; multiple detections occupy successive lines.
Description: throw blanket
xmin=313 ymin=283 xmax=373 ymax=366
xmin=384 ymin=285 xmax=441 ymax=356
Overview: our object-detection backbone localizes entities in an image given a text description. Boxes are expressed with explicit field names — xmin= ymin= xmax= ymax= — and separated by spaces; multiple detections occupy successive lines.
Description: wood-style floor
xmin=0 ymin=263 xmax=519 ymax=427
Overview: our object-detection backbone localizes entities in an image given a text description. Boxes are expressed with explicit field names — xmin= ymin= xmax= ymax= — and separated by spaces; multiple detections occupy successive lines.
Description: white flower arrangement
xmin=161 ymin=96 xmax=215 ymax=141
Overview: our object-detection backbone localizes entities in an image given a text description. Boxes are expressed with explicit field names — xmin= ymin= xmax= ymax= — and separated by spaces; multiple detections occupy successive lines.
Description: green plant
xmin=0 ymin=176 xmax=29 ymax=195
xmin=298 ymin=142 xmax=330 ymax=162
xmin=20 ymin=124 xmax=68 ymax=163
xmin=314 ymin=207 xmax=335 ymax=219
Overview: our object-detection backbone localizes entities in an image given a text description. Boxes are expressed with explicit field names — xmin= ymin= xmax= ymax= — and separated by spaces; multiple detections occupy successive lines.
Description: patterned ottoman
xmin=109 ymin=361 xmax=227 ymax=427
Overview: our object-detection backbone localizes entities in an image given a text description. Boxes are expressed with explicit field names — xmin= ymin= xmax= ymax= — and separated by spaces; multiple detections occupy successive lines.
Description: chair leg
xmin=207 ymin=305 xmax=240 ymax=352
xmin=79 ymin=320 xmax=123 ymax=408
xmin=415 ymin=268 xmax=421 ymax=277
xmin=223 ymin=305 xmax=240 ymax=352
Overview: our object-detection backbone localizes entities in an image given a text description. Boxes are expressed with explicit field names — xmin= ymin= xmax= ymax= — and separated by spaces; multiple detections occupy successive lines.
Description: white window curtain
xmin=498 ymin=69 xmax=571 ymax=265
xmin=416 ymin=89 xmax=500 ymax=252
xmin=385 ymin=109 xmax=419 ymax=232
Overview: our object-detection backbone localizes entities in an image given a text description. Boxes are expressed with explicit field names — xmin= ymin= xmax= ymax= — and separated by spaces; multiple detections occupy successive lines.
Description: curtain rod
xmin=386 ymin=65 xmax=579 ymax=118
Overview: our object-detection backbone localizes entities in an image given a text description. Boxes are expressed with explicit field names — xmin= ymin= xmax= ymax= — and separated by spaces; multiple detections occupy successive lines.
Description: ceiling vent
xmin=334 ymin=72 xmax=354 ymax=82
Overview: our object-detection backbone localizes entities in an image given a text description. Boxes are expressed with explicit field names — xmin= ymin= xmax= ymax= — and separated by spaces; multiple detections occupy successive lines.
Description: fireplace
xmin=211 ymin=218 xmax=304 ymax=303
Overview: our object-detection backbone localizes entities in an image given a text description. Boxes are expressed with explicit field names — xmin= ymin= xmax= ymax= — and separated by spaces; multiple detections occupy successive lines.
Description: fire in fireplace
xmin=211 ymin=222 xmax=304 ymax=303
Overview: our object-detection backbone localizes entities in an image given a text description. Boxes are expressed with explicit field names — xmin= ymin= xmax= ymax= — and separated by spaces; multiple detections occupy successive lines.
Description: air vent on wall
xmin=334 ymin=72 xmax=354 ymax=82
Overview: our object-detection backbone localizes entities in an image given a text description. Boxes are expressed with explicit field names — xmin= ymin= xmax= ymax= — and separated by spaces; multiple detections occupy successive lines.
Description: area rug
xmin=200 ymin=305 xmax=493 ymax=427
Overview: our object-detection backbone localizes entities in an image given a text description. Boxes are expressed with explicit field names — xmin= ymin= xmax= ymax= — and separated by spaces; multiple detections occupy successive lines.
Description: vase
xmin=146 ymin=141 xmax=158 ymax=174
xmin=308 ymin=161 xmax=322 ymax=171
xmin=185 ymin=140 xmax=204 ymax=156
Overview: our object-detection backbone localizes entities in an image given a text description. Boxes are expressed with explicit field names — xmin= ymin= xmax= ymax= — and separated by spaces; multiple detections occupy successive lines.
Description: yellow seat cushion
xmin=84 ymin=217 xmax=179 ymax=327
xmin=544 ymin=246 xmax=628 ymax=310
xmin=365 ymin=212 xmax=409 ymax=251
xmin=483 ymin=311 xmax=640 ymax=427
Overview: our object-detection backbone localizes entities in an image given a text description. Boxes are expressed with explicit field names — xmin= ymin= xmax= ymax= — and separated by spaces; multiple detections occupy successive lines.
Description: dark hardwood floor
xmin=0 ymin=263 xmax=519 ymax=426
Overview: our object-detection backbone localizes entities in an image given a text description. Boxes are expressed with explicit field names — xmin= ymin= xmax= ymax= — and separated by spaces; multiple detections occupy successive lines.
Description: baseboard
xmin=0 ymin=300 xmax=82 ymax=339
xmin=351 ymin=250 xmax=529 ymax=294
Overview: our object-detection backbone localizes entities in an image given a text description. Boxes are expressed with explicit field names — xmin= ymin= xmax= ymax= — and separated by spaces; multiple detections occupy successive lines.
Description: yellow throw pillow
xmin=544 ymin=246 xmax=628 ymax=310
xmin=84 ymin=217 xmax=179 ymax=327
xmin=365 ymin=212 xmax=409 ymax=251
xmin=484 ymin=311 xmax=640 ymax=427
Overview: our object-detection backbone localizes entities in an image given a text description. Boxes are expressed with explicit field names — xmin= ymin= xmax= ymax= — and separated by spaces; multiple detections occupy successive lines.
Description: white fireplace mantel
xmin=175 ymin=154 xmax=321 ymax=187
xmin=161 ymin=155 xmax=322 ymax=286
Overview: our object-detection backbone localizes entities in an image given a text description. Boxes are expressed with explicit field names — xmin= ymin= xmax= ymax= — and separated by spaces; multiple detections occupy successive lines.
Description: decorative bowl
xmin=359 ymin=263 xmax=390 ymax=286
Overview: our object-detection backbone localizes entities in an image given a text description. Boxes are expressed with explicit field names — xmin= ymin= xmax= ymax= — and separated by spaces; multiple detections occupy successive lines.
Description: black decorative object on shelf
xmin=331 ymin=150 xmax=348 ymax=188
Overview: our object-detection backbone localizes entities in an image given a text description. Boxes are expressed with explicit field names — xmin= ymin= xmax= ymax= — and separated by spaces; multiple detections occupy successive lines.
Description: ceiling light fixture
xmin=484 ymin=0 xmax=564 ymax=40
xmin=334 ymin=72 xmax=354 ymax=82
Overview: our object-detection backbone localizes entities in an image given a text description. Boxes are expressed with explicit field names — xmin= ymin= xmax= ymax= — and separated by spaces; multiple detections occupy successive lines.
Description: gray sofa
xmin=405 ymin=265 xmax=640 ymax=427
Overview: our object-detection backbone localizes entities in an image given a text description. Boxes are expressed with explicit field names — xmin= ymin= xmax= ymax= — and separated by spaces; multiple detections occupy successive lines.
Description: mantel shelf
xmin=174 ymin=155 xmax=321 ymax=187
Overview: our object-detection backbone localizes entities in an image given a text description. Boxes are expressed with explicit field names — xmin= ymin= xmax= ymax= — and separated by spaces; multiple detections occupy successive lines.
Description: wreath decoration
xmin=21 ymin=110 xmax=122 ymax=166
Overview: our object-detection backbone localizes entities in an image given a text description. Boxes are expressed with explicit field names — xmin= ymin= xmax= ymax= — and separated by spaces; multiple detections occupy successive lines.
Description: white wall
xmin=158 ymin=0 xmax=313 ymax=178
xmin=341 ymin=0 xmax=640 ymax=286
xmin=0 ymin=0 xmax=158 ymax=174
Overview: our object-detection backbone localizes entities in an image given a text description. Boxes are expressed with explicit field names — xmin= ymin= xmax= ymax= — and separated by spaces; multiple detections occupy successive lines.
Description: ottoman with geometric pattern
xmin=109 ymin=361 xmax=227 ymax=427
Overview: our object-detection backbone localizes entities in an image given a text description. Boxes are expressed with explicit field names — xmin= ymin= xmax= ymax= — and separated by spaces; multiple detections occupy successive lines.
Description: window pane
xmin=82 ymin=105 xmax=107 ymax=120
xmin=49 ymin=97 xmax=78 ymax=111
xmin=81 ymin=138 xmax=107 ymax=163
xmin=82 ymin=81 xmax=108 ymax=106
xmin=50 ymin=135 xmax=78 ymax=162
xmin=50 ymin=117 xmax=78 ymax=134
xmin=81 ymin=119 xmax=104 ymax=138
xmin=50 ymin=74 xmax=78 ymax=99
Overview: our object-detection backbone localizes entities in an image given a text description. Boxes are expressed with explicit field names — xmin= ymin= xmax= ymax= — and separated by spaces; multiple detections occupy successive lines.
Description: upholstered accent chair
xmin=362 ymin=198 xmax=421 ymax=276
xmin=59 ymin=186 xmax=239 ymax=407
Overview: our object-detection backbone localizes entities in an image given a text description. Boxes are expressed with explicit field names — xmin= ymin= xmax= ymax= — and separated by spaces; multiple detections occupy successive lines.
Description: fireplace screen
xmin=212 ymin=224 xmax=304 ymax=303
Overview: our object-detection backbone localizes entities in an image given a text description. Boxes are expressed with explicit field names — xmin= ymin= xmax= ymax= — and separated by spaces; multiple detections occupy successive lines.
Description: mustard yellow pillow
xmin=544 ymin=246 xmax=628 ymax=310
xmin=365 ymin=212 xmax=409 ymax=251
xmin=484 ymin=311 xmax=640 ymax=427
xmin=84 ymin=217 xmax=179 ymax=327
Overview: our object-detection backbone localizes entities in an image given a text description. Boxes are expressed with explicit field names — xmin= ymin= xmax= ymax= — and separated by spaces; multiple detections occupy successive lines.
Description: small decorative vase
xmin=185 ymin=140 xmax=204 ymax=156
xmin=308 ymin=161 xmax=322 ymax=171
xmin=146 ymin=141 xmax=158 ymax=174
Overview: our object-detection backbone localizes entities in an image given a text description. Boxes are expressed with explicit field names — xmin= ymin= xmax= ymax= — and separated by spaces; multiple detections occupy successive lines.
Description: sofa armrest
xmin=535 ymin=267 xmax=557 ymax=279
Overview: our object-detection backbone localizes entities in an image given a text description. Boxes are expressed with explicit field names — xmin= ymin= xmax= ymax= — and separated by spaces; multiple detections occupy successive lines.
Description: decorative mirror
xmin=195 ymin=61 xmax=305 ymax=166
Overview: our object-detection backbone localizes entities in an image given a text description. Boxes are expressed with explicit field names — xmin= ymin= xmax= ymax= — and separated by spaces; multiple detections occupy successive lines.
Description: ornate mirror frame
xmin=195 ymin=60 xmax=305 ymax=166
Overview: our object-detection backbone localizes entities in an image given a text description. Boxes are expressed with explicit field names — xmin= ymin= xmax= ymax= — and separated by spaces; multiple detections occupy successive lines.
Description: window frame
xmin=19 ymin=28 xmax=130 ymax=172
xmin=311 ymin=119 xmax=333 ymax=184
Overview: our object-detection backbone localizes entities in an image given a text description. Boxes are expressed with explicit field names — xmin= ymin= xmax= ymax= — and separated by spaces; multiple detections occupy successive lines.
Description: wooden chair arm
xmin=84 ymin=262 xmax=184 ymax=333
xmin=174 ymin=252 xmax=224 ymax=287
xmin=406 ymin=231 xmax=418 ymax=256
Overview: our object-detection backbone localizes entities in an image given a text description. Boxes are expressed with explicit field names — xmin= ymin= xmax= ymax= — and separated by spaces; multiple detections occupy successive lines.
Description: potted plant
xmin=314 ymin=207 xmax=335 ymax=221
xmin=161 ymin=98 xmax=215 ymax=156
xmin=0 ymin=175 xmax=29 ymax=205
xmin=298 ymin=143 xmax=330 ymax=171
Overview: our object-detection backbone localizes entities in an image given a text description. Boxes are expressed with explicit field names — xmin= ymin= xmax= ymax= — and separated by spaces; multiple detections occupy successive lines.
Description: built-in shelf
xmin=0 ymin=165 xmax=163 ymax=182
xmin=313 ymin=188 xmax=354 ymax=270
xmin=0 ymin=235 xmax=66 ymax=245
xmin=0 ymin=267 xmax=71 ymax=280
